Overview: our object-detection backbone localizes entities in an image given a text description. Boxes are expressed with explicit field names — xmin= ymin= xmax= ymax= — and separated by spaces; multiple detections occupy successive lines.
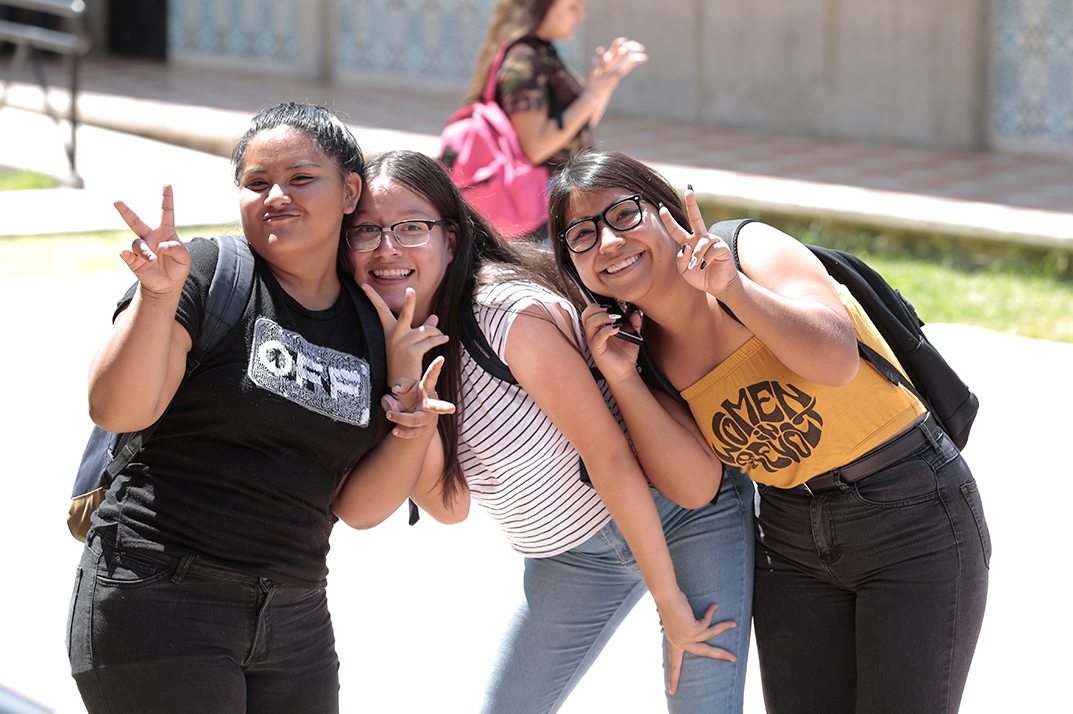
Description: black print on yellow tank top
xmin=247 ymin=317 xmax=372 ymax=426
xmin=710 ymin=381 xmax=823 ymax=473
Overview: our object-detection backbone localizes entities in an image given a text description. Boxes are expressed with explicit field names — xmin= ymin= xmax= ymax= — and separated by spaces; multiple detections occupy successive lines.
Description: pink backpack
xmin=439 ymin=44 xmax=550 ymax=239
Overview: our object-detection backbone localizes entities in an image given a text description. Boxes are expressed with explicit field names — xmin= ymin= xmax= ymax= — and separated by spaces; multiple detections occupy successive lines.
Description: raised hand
xmin=113 ymin=184 xmax=190 ymax=296
xmin=659 ymin=185 xmax=740 ymax=298
xmin=361 ymin=284 xmax=450 ymax=411
xmin=382 ymin=356 xmax=455 ymax=440
xmin=656 ymin=590 xmax=739 ymax=694
xmin=589 ymin=37 xmax=648 ymax=94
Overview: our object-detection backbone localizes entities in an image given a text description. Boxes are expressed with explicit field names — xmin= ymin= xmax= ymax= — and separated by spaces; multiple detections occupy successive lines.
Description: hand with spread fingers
xmin=658 ymin=185 xmax=740 ymax=298
xmin=588 ymin=37 xmax=648 ymax=99
xmin=658 ymin=593 xmax=739 ymax=694
xmin=113 ymin=184 xmax=191 ymax=296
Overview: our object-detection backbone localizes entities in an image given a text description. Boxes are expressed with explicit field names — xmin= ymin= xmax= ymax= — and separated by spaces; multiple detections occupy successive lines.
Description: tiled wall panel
xmin=333 ymin=0 xmax=581 ymax=88
xmin=993 ymin=0 xmax=1073 ymax=151
xmin=168 ymin=0 xmax=316 ymax=77
xmin=336 ymin=0 xmax=493 ymax=81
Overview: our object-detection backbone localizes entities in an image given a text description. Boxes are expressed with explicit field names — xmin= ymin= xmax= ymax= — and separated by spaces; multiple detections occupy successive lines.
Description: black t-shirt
xmin=92 ymin=238 xmax=386 ymax=588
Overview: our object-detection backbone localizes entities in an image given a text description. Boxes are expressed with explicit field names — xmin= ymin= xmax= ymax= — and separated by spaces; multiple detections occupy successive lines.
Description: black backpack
xmin=68 ymin=235 xmax=256 ymax=541
xmin=709 ymin=218 xmax=979 ymax=450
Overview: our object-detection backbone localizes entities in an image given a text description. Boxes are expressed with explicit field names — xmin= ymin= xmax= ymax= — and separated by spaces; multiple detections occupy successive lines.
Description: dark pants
xmin=752 ymin=428 xmax=990 ymax=714
xmin=67 ymin=528 xmax=339 ymax=714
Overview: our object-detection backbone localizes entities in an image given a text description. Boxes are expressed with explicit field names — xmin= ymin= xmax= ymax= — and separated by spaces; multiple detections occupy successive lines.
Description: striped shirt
xmin=458 ymin=280 xmax=616 ymax=557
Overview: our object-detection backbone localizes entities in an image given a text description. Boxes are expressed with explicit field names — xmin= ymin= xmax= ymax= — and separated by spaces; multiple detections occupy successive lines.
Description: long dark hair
xmin=233 ymin=102 xmax=365 ymax=274
xmin=363 ymin=150 xmax=563 ymax=505
xmin=548 ymin=149 xmax=689 ymax=313
xmin=465 ymin=0 xmax=556 ymax=103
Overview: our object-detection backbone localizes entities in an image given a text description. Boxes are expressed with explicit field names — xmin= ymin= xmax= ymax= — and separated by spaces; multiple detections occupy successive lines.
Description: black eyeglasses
xmin=346 ymin=219 xmax=452 ymax=252
xmin=558 ymin=194 xmax=645 ymax=254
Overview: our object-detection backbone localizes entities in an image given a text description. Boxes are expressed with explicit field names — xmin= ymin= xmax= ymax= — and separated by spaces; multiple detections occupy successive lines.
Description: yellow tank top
xmin=680 ymin=285 xmax=926 ymax=488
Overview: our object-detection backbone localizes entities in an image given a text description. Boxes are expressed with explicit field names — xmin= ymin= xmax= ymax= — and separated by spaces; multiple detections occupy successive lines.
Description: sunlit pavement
xmin=1 ymin=78 xmax=1070 ymax=713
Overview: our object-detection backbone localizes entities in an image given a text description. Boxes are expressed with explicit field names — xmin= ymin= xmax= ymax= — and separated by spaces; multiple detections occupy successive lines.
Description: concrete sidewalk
xmin=2 ymin=54 xmax=1073 ymax=250
xmin=1 ymin=266 xmax=1069 ymax=713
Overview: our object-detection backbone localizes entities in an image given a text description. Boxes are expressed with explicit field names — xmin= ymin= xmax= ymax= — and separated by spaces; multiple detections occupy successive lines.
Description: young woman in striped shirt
xmin=339 ymin=149 xmax=754 ymax=714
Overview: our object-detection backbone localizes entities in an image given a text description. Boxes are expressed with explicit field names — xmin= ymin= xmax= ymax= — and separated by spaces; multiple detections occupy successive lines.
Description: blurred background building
xmin=54 ymin=0 xmax=1073 ymax=157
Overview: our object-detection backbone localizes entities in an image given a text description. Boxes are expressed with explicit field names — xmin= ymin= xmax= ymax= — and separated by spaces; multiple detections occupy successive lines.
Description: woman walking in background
xmin=466 ymin=0 xmax=646 ymax=239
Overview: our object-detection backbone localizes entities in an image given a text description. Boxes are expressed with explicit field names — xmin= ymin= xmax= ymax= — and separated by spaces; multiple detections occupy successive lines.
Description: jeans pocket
xmin=97 ymin=545 xmax=174 ymax=588
xmin=850 ymin=456 xmax=940 ymax=507
xmin=960 ymin=480 xmax=992 ymax=568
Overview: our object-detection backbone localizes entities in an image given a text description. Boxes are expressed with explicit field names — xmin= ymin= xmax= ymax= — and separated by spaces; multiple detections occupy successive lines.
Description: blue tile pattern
xmin=337 ymin=0 xmax=496 ymax=79
xmin=169 ymin=0 xmax=302 ymax=66
xmin=166 ymin=0 xmax=586 ymax=85
xmin=993 ymin=0 xmax=1073 ymax=149
xmin=335 ymin=0 xmax=582 ymax=82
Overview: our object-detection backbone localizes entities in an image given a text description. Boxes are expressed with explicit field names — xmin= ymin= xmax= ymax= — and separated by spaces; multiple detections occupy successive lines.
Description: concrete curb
xmin=5 ymin=84 xmax=1072 ymax=254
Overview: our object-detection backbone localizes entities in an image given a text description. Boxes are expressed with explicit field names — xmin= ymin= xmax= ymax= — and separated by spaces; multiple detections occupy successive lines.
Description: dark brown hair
xmin=234 ymin=102 xmax=364 ymax=276
xmin=465 ymin=0 xmax=557 ymax=104
xmin=548 ymin=149 xmax=689 ymax=312
xmin=363 ymin=150 xmax=563 ymax=506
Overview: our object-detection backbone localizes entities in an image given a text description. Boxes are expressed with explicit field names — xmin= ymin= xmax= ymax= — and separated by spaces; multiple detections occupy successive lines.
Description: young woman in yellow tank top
xmin=548 ymin=150 xmax=990 ymax=714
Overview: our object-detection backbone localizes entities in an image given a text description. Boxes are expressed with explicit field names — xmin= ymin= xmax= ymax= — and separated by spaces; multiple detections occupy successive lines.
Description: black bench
xmin=0 ymin=0 xmax=91 ymax=187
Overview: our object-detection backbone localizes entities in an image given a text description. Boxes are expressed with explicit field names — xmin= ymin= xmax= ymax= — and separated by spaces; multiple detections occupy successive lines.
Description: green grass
xmin=838 ymin=250 xmax=1073 ymax=343
xmin=1 ymin=224 xmax=1070 ymax=343
xmin=697 ymin=206 xmax=1073 ymax=344
xmin=0 ymin=226 xmax=238 ymax=277
xmin=788 ymin=222 xmax=1073 ymax=344
xmin=0 ymin=166 xmax=60 ymax=191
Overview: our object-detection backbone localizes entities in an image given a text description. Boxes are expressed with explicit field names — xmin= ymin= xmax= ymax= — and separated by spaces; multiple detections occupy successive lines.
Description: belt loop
xmin=921 ymin=414 xmax=941 ymax=452
xmin=171 ymin=555 xmax=195 ymax=583
xmin=833 ymin=468 xmax=851 ymax=493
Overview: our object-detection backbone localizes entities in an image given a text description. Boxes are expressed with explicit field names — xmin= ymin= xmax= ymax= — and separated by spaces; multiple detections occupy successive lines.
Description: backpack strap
xmin=717 ymin=221 xmax=931 ymax=408
xmin=636 ymin=341 xmax=688 ymax=410
xmin=707 ymin=219 xmax=755 ymax=325
xmin=482 ymin=42 xmax=512 ymax=104
xmin=189 ymin=235 xmax=255 ymax=368
xmin=405 ymin=304 xmax=515 ymax=527
xmin=461 ymin=301 xmax=518 ymax=384
xmin=106 ymin=236 xmax=256 ymax=483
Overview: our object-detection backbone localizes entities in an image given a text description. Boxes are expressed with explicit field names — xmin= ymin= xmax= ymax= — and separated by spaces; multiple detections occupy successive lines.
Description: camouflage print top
xmin=496 ymin=37 xmax=592 ymax=172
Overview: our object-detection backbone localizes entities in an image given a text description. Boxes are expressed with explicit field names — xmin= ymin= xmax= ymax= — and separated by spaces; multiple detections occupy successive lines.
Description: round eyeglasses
xmin=558 ymin=194 xmax=645 ymax=254
xmin=345 ymin=219 xmax=452 ymax=252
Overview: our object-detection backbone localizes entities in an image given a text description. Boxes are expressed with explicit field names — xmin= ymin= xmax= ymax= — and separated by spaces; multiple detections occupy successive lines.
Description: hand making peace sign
xmin=113 ymin=184 xmax=191 ymax=296
xmin=658 ymin=185 xmax=742 ymax=299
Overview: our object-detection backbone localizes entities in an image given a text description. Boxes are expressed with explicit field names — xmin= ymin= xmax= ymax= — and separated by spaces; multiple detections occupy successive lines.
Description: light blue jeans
xmin=481 ymin=468 xmax=754 ymax=714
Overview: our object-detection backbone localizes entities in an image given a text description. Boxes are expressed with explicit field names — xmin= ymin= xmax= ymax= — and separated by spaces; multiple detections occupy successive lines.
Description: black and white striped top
xmin=458 ymin=280 xmax=618 ymax=558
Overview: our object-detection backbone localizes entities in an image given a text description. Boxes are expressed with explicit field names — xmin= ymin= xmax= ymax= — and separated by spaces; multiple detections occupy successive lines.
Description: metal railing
xmin=0 ymin=0 xmax=91 ymax=187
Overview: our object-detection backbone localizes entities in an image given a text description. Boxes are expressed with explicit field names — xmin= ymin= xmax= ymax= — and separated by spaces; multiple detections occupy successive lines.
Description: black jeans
xmin=752 ymin=428 xmax=990 ymax=714
xmin=67 ymin=528 xmax=339 ymax=714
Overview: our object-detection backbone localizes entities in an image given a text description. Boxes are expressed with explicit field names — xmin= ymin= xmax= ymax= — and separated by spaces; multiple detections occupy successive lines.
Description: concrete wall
xmin=167 ymin=0 xmax=325 ymax=80
xmin=585 ymin=0 xmax=991 ymax=149
xmin=83 ymin=0 xmax=1073 ymax=153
